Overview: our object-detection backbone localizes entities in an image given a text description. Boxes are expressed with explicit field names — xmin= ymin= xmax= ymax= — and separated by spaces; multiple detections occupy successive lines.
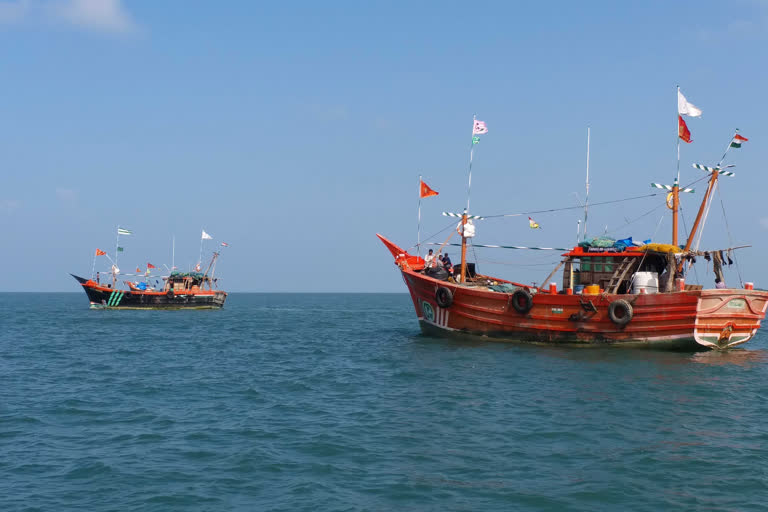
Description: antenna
xmin=583 ymin=127 xmax=590 ymax=241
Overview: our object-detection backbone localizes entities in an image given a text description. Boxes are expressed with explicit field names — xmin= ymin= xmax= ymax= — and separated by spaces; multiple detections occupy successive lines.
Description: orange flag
xmin=136 ymin=267 xmax=142 ymax=273
xmin=95 ymin=249 xmax=106 ymax=256
xmin=678 ymin=116 xmax=692 ymax=143
xmin=420 ymin=180 xmax=439 ymax=198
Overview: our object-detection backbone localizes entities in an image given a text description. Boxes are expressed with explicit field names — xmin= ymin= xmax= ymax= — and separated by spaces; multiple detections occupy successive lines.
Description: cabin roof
xmin=562 ymin=246 xmax=645 ymax=258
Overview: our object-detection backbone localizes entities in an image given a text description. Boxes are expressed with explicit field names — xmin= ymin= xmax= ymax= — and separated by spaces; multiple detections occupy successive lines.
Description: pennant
xmin=528 ymin=216 xmax=541 ymax=229
xmin=194 ymin=262 xmax=202 ymax=272
xmin=117 ymin=228 xmax=132 ymax=235
xmin=95 ymin=249 xmax=106 ymax=256
xmin=678 ymin=89 xmax=702 ymax=117
xmin=202 ymin=230 xmax=213 ymax=240
xmin=117 ymin=246 xmax=124 ymax=252
xmin=678 ymin=116 xmax=692 ymax=143
xmin=419 ymin=180 xmax=439 ymax=198
xmin=147 ymin=263 xmax=156 ymax=269
xmin=136 ymin=267 xmax=142 ymax=273
xmin=472 ymin=136 xmax=480 ymax=144
xmin=730 ymin=133 xmax=748 ymax=148
xmin=221 ymin=242 xmax=229 ymax=247
xmin=472 ymin=120 xmax=488 ymax=135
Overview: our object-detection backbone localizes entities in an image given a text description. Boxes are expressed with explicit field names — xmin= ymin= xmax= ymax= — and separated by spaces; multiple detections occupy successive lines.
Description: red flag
xmin=95 ymin=249 xmax=106 ymax=256
xmin=678 ymin=115 xmax=692 ymax=143
xmin=136 ymin=267 xmax=142 ymax=273
xmin=419 ymin=180 xmax=439 ymax=198
xmin=147 ymin=263 xmax=156 ymax=269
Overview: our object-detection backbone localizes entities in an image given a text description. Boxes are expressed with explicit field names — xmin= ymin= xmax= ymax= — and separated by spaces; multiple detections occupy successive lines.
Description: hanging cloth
xmin=712 ymin=251 xmax=725 ymax=284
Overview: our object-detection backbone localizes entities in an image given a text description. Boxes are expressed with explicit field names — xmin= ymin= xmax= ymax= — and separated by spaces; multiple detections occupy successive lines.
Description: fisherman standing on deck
xmin=424 ymin=249 xmax=436 ymax=268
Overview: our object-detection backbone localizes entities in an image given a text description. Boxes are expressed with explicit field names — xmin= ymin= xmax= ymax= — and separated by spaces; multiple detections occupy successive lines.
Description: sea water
xmin=2 ymin=292 xmax=768 ymax=511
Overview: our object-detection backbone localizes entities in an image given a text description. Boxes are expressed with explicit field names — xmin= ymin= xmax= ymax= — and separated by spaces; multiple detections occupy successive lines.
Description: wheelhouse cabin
xmin=163 ymin=271 xmax=218 ymax=294
xmin=559 ymin=244 xmax=693 ymax=295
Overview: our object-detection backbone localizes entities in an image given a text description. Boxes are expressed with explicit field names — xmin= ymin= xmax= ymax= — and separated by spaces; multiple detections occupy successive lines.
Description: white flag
xmin=201 ymin=230 xmax=213 ymax=240
xmin=473 ymin=120 xmax=488 ymax=135
xmin=678 ymin=90 xmax=702 ymax=117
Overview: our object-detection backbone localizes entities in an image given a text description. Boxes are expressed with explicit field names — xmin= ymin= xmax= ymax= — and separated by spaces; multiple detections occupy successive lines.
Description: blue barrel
xmin=574 ymin=285 xmax=585 ymax=294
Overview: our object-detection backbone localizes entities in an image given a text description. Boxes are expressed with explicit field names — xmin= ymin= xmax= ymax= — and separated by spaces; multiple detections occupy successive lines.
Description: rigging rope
xmin=482 ymin=192 xmax=660 ymax=219
xmin=717 ymin=184 xmax=744 ymax=287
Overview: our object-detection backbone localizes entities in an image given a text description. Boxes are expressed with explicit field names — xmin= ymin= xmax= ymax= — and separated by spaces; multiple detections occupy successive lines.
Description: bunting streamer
xmin=442 ymin=211 xmax=484 ymax=220
xmin=429 ymin=242 xmax=568 ymax=251
xmin=692 ymin=163 xmax=735 ymax=177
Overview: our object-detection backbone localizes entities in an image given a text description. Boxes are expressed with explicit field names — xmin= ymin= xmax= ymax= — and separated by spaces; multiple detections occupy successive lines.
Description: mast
xmin=460 ymin=114 xmax=477 ymax=284
xmin=417 ymin=174 xmax=422 ymax=257
xmin=583 ymin=127 xmax=590 ymax=241
xmin=459 ymin=211 xmax=468 ymax=283
xmin=172 ymin=235 xmax=175 ymax=270
xmin=673 ymin=86 xmax=681 ymax=247
xmin=682 ymin=131 xmax=739 ymax=253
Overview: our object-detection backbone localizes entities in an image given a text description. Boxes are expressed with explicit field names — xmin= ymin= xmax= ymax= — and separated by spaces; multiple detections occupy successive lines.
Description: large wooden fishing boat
xmin=379 ymin=108 xmax=768 ymax=349
xmin=378 ymin=235 xmax=767 ymax=349
xmin=72 ymin=243 xmax=227 ymax=310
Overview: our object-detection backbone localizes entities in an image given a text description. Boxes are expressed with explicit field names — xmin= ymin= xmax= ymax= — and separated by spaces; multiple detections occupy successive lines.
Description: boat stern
xmin=694 ymin=289 xmax=768 ymax=349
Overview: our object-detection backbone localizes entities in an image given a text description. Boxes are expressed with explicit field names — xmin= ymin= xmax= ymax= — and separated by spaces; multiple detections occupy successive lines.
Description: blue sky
xmin=1 ymin=0 xmax=768 ymax=292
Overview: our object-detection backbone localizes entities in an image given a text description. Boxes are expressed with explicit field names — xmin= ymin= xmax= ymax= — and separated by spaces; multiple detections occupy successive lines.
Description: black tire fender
xmin=511 ymin=289 xmax=533 ymax=314
xmin=435 ymin=286 xmax=453 ymax=308
xmin=608 ymin=299 xmax=633 ymax=326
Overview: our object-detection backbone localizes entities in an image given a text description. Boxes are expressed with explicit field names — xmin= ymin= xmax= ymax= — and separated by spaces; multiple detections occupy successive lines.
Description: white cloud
xmin=52 ymin=0 xmax=136 ymax=34
xmin=0 ymin=0 xmax=138 ymax=34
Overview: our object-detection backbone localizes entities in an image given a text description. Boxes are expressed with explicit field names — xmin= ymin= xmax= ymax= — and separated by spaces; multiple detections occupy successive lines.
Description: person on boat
xmin=715 ymin=278 xmax=726 ymax=289
xmin=96 ymin=272 xmax=100 ymax=284
xmin=424 ymin=249 xmax=436 ymax=268
xmin=441 ymin=253 xmax=454 ymax=274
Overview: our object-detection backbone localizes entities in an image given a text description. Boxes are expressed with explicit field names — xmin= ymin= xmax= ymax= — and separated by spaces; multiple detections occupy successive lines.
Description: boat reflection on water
xmin=687 ymin=348 xmax=768 ymax=367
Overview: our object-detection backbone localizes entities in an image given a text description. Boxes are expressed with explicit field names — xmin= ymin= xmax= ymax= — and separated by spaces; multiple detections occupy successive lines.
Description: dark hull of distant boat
xmin=71 ymin=274 xmax=227 ymax=309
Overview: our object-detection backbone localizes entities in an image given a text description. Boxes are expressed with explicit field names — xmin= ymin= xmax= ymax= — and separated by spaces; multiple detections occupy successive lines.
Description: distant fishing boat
xmin=72 ymin=228 xmax=227 ymax=309
xmin=379 ymin=97 xmax=768 ymax=349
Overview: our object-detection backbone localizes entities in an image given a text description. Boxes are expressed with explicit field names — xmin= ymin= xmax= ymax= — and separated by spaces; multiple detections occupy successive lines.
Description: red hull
xmin=380 ymin=235 xmax=768 ymax=349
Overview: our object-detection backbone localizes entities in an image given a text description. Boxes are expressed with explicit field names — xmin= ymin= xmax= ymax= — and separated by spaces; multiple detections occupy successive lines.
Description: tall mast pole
xmin=172 ymin=235 xmax=175 ymax=270
xmin=417 ymin=174 xmax=422 ymax=257
xmin=673 ymin=86 xmax=680 ymax=247
xmin=460 ymin=115 xmax=476 ymax=284
xmin=683 ymin=130 xmax=738 ymax=254
xmin=199 ymin=227 xmax=204 ymax=267
xmin=584 ymin=127 xmax=590 ymax=241
xmin=115 ymin=225 xmax=120 ymax=267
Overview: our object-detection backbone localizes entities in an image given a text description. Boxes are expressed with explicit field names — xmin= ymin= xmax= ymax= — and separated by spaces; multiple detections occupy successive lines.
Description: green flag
xmin=472 ymin=136 xmax=480 ymax=144
xmin=117 ymin=247 xmax=124 ymax=252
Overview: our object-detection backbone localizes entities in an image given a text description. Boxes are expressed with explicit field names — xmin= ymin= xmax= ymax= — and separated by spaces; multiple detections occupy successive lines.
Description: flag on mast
xmin=678 ymin=116 xmax=692 ymax=143
xmin=201 ymin=230 xmax=213 ymax=240
xmin=95 ymin=249 xmax=106 ymax=256
xmin=147 ymin=263 xmax=156 ymax=269
xmin=419 ymin=180 xmax=439 ymax=198
xmin=473 ymin=120 xmax=488 ymax=135
xmin=678 ymin=89 xmax=702 ymax=117
xmin=528 ymin=216 xmax=541 ymax=229
xmin=220 ymin=242 xmax=229 ymax=247
xmin=730 ymin=133 xmax=748 ymax=148
xmin=117 ymin=228 xmax=132 ymax=235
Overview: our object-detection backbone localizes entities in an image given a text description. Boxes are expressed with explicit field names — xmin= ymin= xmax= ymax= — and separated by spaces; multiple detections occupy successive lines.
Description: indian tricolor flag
xmin=730 ymin=133 xmax=748 ymax=149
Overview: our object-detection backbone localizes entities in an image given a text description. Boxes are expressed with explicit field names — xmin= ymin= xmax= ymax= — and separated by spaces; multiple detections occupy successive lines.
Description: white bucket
xmin=632 ymin=271 xmax=659 ymax=294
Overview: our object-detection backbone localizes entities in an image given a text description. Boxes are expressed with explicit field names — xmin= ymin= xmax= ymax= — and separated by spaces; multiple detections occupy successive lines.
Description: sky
xmin=2 ymin=0 xmax=768 ymax=292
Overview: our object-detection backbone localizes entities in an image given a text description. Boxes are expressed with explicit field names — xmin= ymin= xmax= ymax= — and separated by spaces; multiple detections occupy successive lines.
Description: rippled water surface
xmin=3 ymin=292 xmax=768 ymax=511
